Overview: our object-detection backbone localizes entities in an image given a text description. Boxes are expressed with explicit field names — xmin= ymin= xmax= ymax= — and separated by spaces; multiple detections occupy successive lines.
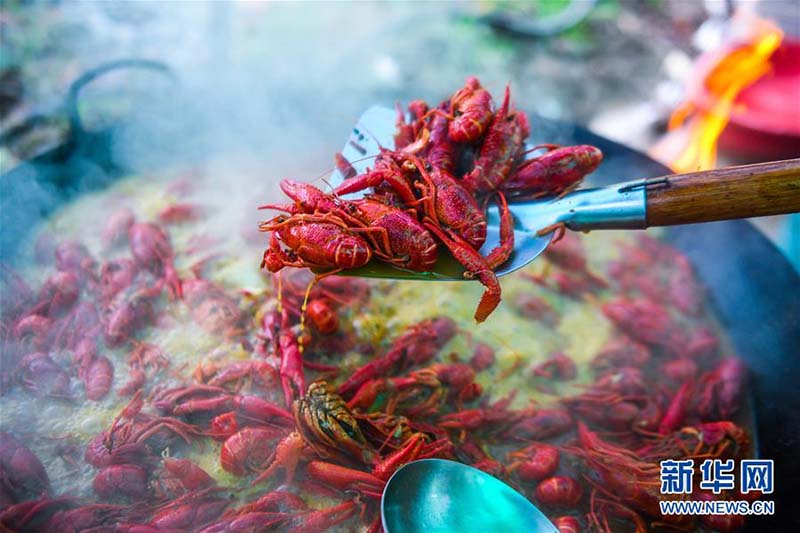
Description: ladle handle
xmin=645 ymin=158 xmax=800 ymax=226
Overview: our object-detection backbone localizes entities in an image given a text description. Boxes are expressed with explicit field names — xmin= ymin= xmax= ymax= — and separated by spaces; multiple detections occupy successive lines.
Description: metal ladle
xmin=329 ymin=107 xmax=800 ymax=281
xmin=381 ymin=459 xmax=558 ymax=533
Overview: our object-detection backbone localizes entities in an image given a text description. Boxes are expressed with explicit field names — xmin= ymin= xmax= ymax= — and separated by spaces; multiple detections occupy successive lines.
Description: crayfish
xmin=260 ymin=77 xmax=603 ymax=323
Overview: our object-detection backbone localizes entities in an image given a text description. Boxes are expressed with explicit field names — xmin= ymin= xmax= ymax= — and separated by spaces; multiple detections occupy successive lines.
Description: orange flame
xmin=655 ymin=17 xmax=782 ymax=173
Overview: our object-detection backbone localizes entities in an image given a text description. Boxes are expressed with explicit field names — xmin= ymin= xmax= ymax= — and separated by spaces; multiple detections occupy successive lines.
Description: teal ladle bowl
xmin=381 ymin=459 xmax=558 ymax=533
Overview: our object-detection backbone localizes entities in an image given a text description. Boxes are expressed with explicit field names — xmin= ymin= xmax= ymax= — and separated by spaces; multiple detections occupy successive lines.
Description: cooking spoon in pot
xmin=327 ymin=106 xmax=800 ymax=280
xmin=381 ymin=459 xmax=558 ymax=533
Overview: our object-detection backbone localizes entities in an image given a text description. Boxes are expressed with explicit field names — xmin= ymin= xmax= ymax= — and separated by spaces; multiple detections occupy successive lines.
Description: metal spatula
xmin=328 ymin=106 xmax=800 ymax=281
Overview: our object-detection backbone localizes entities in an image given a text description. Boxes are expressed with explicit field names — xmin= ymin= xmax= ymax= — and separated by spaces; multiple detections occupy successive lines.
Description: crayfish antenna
xmin=258 ymin=202 xmax=295 ymax=213
xmin=524 ymin=143 xmax=561 ymax=155
xmin=498 ymin=83 xmax=511 ymax=117
xmin=536 ymin=222 xmax=567 ymax=244
xmin=164 ymin=266 xmax=183 ymax=300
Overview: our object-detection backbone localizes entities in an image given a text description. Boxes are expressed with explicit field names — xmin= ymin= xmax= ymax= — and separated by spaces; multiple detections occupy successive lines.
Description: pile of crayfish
xmin=0 ymin=83 xmax=755 ymax=532
xmin=260 ymin=77 xmax=603 ymax=322
xmin=1 ymin=193 xmax=755 ymax=532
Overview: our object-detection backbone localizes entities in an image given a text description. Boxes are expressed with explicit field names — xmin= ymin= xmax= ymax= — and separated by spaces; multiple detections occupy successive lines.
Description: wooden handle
xmin=645 ymin=158 xmax=800 ymax=226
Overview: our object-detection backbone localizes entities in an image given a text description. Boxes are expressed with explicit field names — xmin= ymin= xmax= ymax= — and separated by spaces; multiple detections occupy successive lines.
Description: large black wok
xmin=1 ymin=68 xmax=798 ymax=531
xmin=537 ymin=122 xmax=800 ymax=532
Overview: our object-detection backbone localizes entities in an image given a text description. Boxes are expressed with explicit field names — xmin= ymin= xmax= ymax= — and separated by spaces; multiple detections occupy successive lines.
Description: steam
xmin=2 ymin=1 xmax=604 ymax=264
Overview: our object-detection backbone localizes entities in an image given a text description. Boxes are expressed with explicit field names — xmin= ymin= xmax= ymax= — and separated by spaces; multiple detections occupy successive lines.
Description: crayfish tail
xmin=473 ymin=270 xmax=501 ymax=323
